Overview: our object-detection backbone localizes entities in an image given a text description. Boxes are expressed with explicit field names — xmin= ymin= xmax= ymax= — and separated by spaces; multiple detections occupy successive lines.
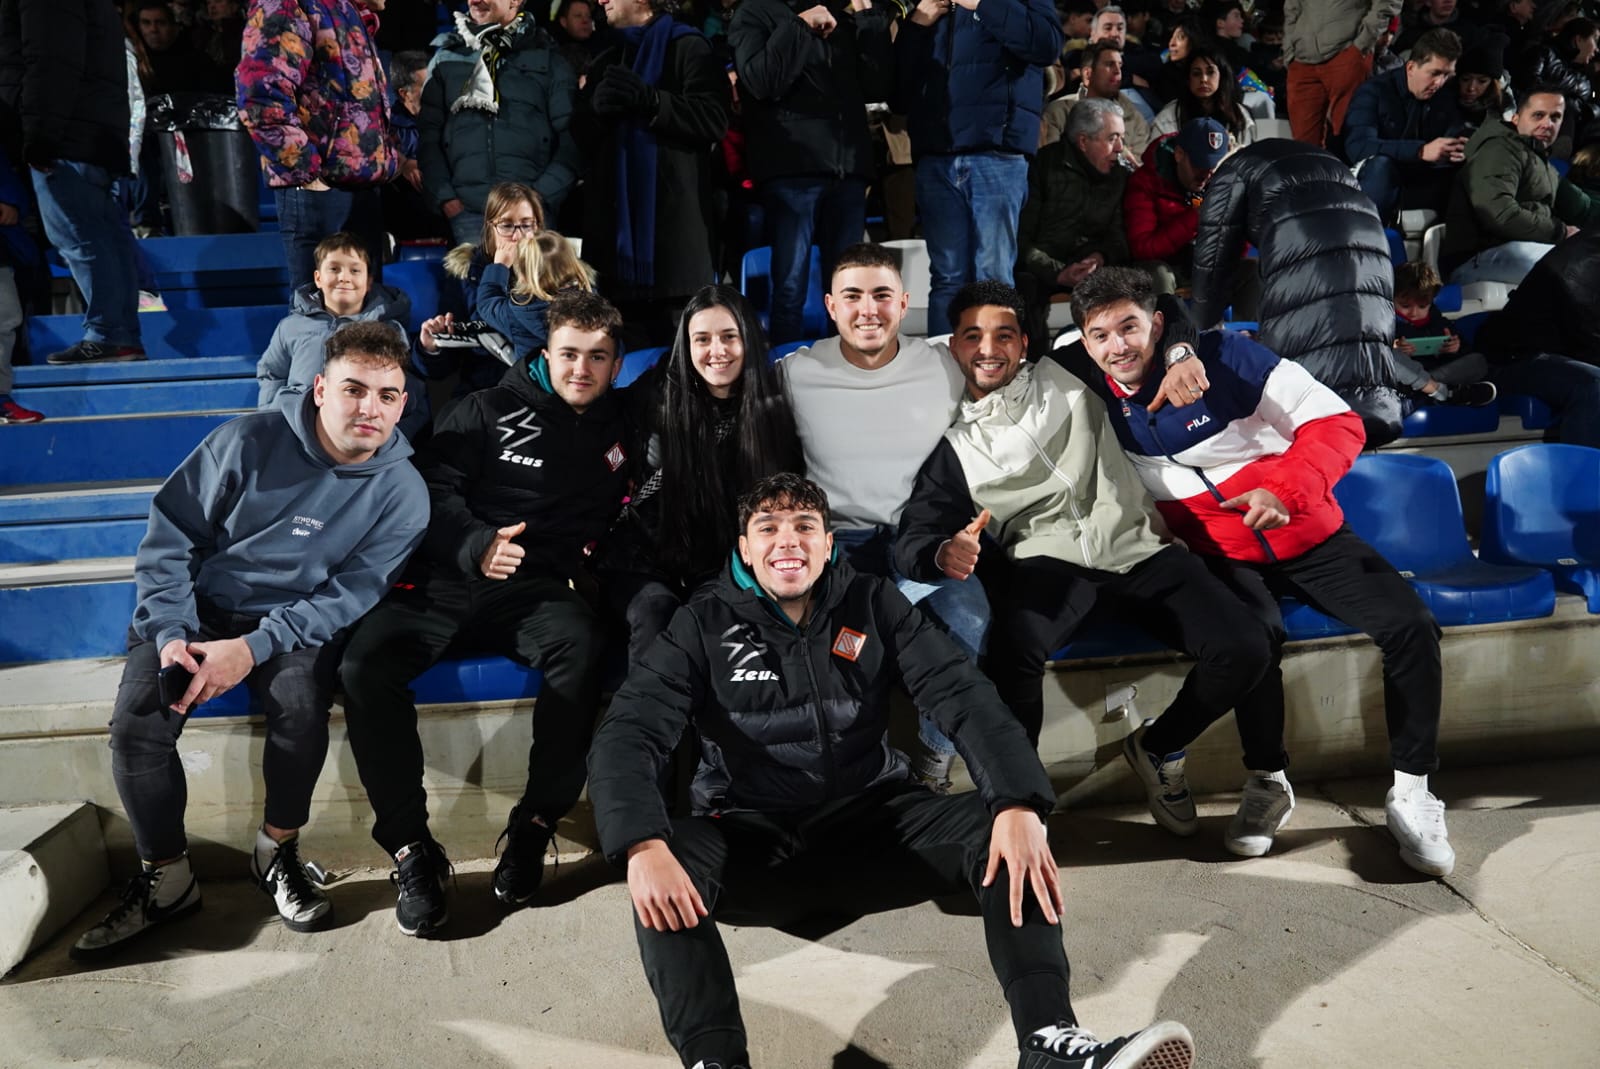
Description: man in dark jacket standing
xmin=420 ymin=0 xmax=582 ymax=241
xmin=1344 ymin=27 xmax=1469 ymax=223
xmin=582 ymin=0 xmax=729 ymax=346
xmin=1191 ymin=137 xmax=1410 ymax=446
xmin=339 ymin=291 xmax=632 ymax=937
xmin=729 ymin=0 xmax=893 ymax=343
xmin=894 ymin=0 xmax=1062 ymax=336
xmin=0 ymin=0 xmax=146 ymax=365
xmin=588 ymin=472 xmax=1197 ymax=1069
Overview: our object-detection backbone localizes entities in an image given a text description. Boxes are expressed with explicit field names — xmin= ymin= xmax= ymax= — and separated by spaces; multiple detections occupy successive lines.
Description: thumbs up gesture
xmin=479 ymin=521 xmax=527 ymax=580
xmin=935 ymin=508 xmax=991 ymax=581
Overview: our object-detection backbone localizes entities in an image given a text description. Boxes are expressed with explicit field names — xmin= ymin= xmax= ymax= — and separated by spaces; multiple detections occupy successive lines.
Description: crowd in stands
xmin=4 ymin=1 xmax=1600 ymax=1067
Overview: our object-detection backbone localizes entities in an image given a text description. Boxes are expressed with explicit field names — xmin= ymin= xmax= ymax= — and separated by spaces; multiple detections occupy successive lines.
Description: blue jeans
xmin=834 ymin=525 xmax=991 ymax=759
xmin=1356 ymin=155 xmax=1453 ymax=224
xmin=448 ymin=208 xmax=485 ymax=248
xmin=31 ymin=160 xmax=142 ymax=347
xmin=274 ymin=185 xmax=385 ymax=291
xmin=915 ymin=152 xmax=1030 ymax=337
xmin=761 ymin=175 xmax=867 ymax=343
xmin=1487 ymin=353 xmax=1600 ymax=449
xmin=1448 ymin=240 xmax=1553 ymax=286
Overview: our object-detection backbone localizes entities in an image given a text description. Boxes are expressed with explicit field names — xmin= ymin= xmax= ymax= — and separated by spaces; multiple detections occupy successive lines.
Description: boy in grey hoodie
xmin=255 ymin=231 xmax=429 ymax=438
xmin=72 ymin=322 xmax=430 ymax=960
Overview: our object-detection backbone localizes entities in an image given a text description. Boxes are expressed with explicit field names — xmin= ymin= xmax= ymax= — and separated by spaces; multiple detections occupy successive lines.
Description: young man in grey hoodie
xmin=72 ymin=321 xmax=430 ymax=960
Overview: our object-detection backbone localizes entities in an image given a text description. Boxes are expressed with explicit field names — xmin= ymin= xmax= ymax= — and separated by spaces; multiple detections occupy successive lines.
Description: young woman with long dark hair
xmin=1152 ymin=44 xmax=1256 ymax=146
xmin=604 ymin=284 xmax=804 ymax=660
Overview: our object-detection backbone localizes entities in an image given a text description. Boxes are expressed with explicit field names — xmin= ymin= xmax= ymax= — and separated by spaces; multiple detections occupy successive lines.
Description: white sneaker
xmin=1021 ymin=1019 xmax=1195 ymax=1068
xmin=70 ymin=856 xmax=201 ymax=960
xmin=251 ymin=831 xmax=333 ymax=932
xmin=1386 ymin=786 xmax=1455 ymax=876
xmin=1122 ymin=722 xmax=1198 ymax=836
xmin=1225 ymin=774 xmax=1295 ymax=857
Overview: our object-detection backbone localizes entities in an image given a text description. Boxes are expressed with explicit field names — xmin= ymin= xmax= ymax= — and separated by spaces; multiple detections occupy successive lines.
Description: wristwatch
xmin=1164 ymin=342 xmax=1197 ymax=369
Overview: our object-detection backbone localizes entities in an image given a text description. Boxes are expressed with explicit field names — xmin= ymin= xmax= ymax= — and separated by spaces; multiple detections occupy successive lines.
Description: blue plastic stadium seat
xmin=196 ymin=655 xmax=544 ymax=719
xmin=739 ymin=245 xmax=828 ymax=339
xmin=1333 ymin=454 xmax=1555 ymax=624
xmin=1278 ymin=597 xmax=1358 ymax=639
xmin=382 ymin=258 xmax=449 ymax=338
xmin=617 ymin=345 xmax=667 ymax=387
xmin=1448 ymin=309 xmax=1486 ymax=345
xmin=1502 ymin=394 xmax=1557 ymax=430
xmin=1384 ymin=227 xmax=1407 ymax=267
xmin=1482 ymin=444 xmax=1600 ymax=612
xmin=1400 ymin=401 xmax=1500 ymax=438
xmin=769 ymin=339 xmax=813 ymax=361
xmin=395 ymin=242 xmax=449 ymax=262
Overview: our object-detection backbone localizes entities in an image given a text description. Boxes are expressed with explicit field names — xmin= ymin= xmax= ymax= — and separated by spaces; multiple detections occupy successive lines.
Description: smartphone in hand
xmin=157 ymin=656 xmax=203 ymax=712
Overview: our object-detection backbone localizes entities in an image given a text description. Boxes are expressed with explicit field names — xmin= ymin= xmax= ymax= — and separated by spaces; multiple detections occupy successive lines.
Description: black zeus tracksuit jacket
xmin=588 ymin=556 xmax=1057 ymax=862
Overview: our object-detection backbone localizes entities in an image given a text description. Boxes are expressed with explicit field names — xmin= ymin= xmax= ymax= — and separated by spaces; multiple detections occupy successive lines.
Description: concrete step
xmin=0 ymin=802 xmax=107 ymax=976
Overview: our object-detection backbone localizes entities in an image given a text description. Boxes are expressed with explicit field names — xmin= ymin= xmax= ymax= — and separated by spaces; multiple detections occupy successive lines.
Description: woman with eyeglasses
xmin=417 ymin=182 xmax=545 ymax=392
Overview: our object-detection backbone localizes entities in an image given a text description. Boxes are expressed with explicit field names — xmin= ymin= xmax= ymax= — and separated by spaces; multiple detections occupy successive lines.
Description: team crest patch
xmin=1209 ymin=130 xmax=1225 ymax=151
xmin=604 ymin=443 xmax=626 ymax=471
xmin=832 ymin=627 xmax=868 ymax=662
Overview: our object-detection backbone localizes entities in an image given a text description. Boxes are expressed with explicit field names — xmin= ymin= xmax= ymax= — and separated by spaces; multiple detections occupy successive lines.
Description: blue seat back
xmin=617 ymin=345 xmax=668 ymax=387
xmin=739 ymin=245 xmax=827 ymax=337
xmin=1332 ymin=454 xmax=1474 ymax=573
xmin=1483 ymin=444 xmax=1600 ymax=565
xmin=383 ymin=258 xmax=450 ymax=338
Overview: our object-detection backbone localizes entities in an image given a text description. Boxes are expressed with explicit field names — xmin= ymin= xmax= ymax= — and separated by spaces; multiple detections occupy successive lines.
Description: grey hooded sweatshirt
xmin=132 ymin=392 xmax=430 ymax=665
xmin=255 ymin=282 xmax=429 ymax=438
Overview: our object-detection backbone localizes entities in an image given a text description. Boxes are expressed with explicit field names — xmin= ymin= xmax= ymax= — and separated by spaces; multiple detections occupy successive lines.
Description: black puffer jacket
xmin=1475 ymin=228 xmax=1600 ymax=365
xmin=588 ymin=558 xmax=1056 ymax=863
xmin=0 ymin=0 xmax=130 ymax=172
xmin=412 ymin=359 xmax=631 ymax=582
xmin=728 ymin=0 xmax=893 ymax=183
xmin=1512 ymin=44 xmax=1595 ymax=125
xmin=1192 ymin=138 xmax=1406 ymax=447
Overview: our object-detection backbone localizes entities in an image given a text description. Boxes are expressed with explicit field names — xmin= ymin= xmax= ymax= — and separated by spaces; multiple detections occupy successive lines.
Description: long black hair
xmin=654 ymin=284 xmax=804 ymax=576
xmin=1176 ymin=43 xmax=1249 ymax=139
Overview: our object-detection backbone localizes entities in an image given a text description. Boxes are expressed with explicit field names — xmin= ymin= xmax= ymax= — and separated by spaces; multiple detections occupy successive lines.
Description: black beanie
xmin=1460 ymin=37 xmax=1507 ymax=81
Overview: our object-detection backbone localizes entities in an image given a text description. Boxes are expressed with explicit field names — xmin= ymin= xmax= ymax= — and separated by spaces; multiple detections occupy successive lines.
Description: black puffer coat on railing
xmin=1192 ymin=138 xmax=1406 ymax=447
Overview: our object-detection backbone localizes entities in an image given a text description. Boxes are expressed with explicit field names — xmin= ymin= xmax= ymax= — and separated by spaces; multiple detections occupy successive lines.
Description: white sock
xmin=1250 ymin=769 xmax=1291 ymax=789
xmin=1393 ymin=771 xmax=1429 ymax=796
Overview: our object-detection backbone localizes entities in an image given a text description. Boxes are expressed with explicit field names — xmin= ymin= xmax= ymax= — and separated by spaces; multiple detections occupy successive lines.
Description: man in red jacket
xmin=1072 ymin=266 xmax=1455 ymax=879
xmin=1123 ymin=117 xmax=1258 ymax=316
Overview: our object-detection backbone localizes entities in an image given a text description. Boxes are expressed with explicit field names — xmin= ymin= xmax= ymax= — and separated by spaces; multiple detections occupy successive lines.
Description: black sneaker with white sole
xmin=491 ymin=805 xmax=555 ymax=907
xmin=1442 ymin=381 xmax=1497 ymax=407
xmin=70 ymin=857 xmax=202 ymax=961
xmin=391 ymin=839 xmax=451 ymax=936
xmin=1020 ymin=1020 xmax=1195 ymax=1069
xmin=45 ymin=340 xmax=147 ymax=365
xmin=251 ymin=834 xmax=333 ymax=932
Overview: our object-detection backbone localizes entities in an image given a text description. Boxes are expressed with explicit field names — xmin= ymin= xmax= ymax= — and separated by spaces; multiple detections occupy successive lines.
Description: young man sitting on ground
xmin=588 ymin=472 xmax=1196 ymax=1069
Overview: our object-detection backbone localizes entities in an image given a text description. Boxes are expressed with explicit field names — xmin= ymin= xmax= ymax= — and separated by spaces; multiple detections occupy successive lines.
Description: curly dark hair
xmin=737 ymin=473 xmax=830 ymax=533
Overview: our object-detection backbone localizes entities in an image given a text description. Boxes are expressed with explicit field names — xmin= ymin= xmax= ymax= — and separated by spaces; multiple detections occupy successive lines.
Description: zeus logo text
xmin=500 ymin=450 xmax=544 ymax=467
xmin=1185 ymin=415 xmax=1211 ymax=432
xmin=730 ymin=668 xmax=779 ymax=683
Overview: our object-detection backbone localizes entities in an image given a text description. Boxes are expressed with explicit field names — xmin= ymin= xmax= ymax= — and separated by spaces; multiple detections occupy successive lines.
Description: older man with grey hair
xmin=1016 ymin=98 xmax=1136 ymax=353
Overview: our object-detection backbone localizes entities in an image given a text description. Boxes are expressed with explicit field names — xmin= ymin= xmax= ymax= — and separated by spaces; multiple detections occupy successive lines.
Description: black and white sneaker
xmin=688 ymin=1061 xmax=752 ymax=1069
xmin=251 ymin=830 xmax=332 ymax=932
xmin=1020 ymin=1020 xmax=1194 ymax=1069
xmin=1442 ymin=381 xmax=1497 ymax=407
xmin=391 ymin=839 xmax=451 ymax=936
xmin=70 ymin=856 xmax=201 ymax=961
xmin=491 ymin=804 xmax=555 ymax=907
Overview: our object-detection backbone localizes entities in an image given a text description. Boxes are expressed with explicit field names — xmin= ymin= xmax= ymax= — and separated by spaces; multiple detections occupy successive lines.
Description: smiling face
xmin=1514 ymin=92 xmax=1566 ymax=146
xmin=687 ymin=304 xmax=745 ymax=399
xmin=1080 ymin=299 xmax=1165 ymax=391
xmin=739 ymin=504 xmax=833 ymax=623
xmin=313 ymin=355 xmax=407 ymax=464
xmin=468 ymin=0 xmax=521 ymax=25
xmin=543 ymin=324 xmax=620 ymax=412
xmin=314 ymin=248 xmax=370 ymax=317
xmin=950 ymin=304 xmax=1027 ymax=399
xmin=825 ymin=264 xmax=908 ymax=366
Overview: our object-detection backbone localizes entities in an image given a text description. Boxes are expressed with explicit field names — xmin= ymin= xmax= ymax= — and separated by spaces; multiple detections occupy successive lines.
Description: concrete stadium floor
xmin=3 ymin=757 xmax=1597 ymax=1069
